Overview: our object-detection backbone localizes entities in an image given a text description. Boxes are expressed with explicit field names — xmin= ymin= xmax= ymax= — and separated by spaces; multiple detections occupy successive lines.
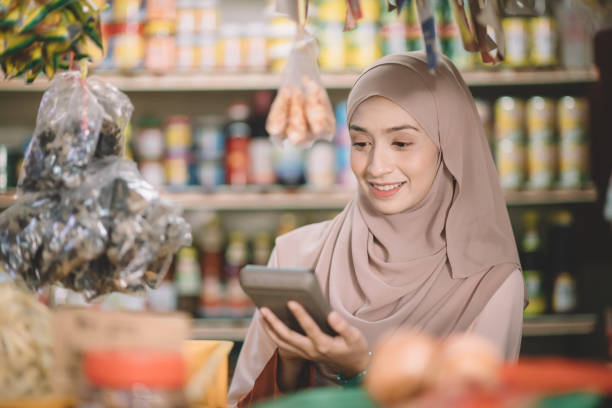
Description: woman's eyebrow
xmin=384 ymin=125 xmax=419 ymax=133
xmin=349 ymin=124 xmax=368 ymax=133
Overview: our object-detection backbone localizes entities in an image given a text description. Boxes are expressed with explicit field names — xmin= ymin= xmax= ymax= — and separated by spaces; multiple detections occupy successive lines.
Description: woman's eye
xmin=393 ymin=141 xmax=412 ymax=148
xmin=352 ymin=142 xmax=368 ymax=148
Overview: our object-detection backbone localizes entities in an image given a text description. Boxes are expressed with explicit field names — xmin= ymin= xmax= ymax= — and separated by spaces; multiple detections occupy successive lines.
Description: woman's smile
xmin=369 ymin=181 xmax=407 ymax=198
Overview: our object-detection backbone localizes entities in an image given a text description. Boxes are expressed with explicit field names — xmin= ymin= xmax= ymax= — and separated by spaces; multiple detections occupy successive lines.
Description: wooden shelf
xmin=0 ymin=187 xmax=597 ymax=210
xmin=522 ymin=314 xmax=597 ymax=337
xmin=0 ymin=69 xmax=598 ymax=92
xmin=189 ymin=314 xmax=597 ymax=341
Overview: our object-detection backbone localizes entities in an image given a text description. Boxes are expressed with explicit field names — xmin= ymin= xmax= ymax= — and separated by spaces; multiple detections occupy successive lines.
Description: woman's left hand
xmin=260 ymin=301 xmax=370 ymax=378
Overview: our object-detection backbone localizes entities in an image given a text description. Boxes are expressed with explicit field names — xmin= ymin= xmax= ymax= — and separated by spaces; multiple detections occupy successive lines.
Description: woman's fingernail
xmin=287 ymin=301 xmax=297 ymax=310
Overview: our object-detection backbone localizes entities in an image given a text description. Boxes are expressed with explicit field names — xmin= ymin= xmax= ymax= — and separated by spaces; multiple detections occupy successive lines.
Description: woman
xmin=228 ymin=51 xmax=525 ymax=407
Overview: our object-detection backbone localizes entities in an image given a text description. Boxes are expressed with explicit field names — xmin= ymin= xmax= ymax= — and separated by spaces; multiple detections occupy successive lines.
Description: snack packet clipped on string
xmin=266 ymin=28 xmax=336 ymax=147
xmin=415 ymin=0 xmax=438 ymax=69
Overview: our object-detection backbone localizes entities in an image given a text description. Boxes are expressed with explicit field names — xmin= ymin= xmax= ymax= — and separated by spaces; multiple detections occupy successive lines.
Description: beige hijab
xmin=228 ymin=52 xmax=523 ymax=405
xmin=313 ymin=51 xmax=523 ymax=344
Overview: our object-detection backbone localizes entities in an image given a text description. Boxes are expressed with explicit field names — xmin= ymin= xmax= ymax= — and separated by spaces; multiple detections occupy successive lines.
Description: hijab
xmin=307 ymin=51 xmax=522 ymax=345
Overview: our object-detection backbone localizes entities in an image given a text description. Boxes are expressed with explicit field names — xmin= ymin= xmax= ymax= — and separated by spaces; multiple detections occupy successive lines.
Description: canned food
xmin=138 ymin=160 xmax=165 ymax=188
xmin=199 ymin=35 xmax=218 ymax=71
xmin=382 ymin=22 xmax=409 ymax=55
xmin=219 ymin=23 xmax=243 ymax=71
xmin=557 ymin=97 xmax=588 ymax=189
xmin=244 ymin=22 xmax=267 ymax=72
xmin=267 ymin=16 xmax=296 ymax=73
xmin=111 ymin=22 xmax=145 ymax=71
xmin=249 ymin=137 xmax=276 ymax=185
xmin=146 ymin=0 xmax=175 ymax=20
xmin=438 ymin=23 xmax=471 ymax=70
xmin=112 ymin=0 xmax=143 ymax=22
xmin=176 ymin=34 xmax=199 ymax=70
xmin=196 ymin=160 xmax=225 ymax=189
xmin=165 ymin=115 xmax=192 ymax=152
xmin=317 ymin=23 xmax=346 ymax=71
xmin=316 ymin=0 xmax=346 ymax=22
xmin=306 ymin=140 xmax=336 ymax=189
xmin=495 ymin=97 xmax=525 ymax=190
xmin=434 ymin=0 xmax=454 ymax=25
xmin=226 ymin=123 xmax=250 ymax=186
xmin=360 ymin=0 xmax=380 ymax=22
xmin=347 ymin=23 xmax=381 ymax=70
xmin=526 ymin=96 xmax=556 ymax=191
xmin=197 ymin=0 xmax=219 ymax=33
xmin=165 ymin=154 xmax=190 ymax=186
xmin=502 ymin=18 xmax=529 ymax=67
xmin=194 ymin=115 xmax=225 ymax=160
xmin=135 ymin=117 xmax=164 ymax=160
xmin=176 ymin=0 xmax=196 ymax=34
xmin=145 ymin=20 xmax=176 ymax=73
xmin=530 ymin=17 xmax=557 ymax=67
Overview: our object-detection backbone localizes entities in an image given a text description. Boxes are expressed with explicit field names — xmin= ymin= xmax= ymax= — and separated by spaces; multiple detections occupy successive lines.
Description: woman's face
xmin=350 ymin=96 xmax=440 ymax=215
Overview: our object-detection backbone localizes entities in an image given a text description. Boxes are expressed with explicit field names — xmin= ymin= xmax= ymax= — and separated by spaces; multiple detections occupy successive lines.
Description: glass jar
xmin=145 ymin=20 xmax=176 ymax=73
xmin=80 ymin=349 xmax=187 ymax=408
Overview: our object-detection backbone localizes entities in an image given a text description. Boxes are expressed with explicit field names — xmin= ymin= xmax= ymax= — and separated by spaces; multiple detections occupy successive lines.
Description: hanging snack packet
xmin=265 ymin=29 xmax=336 ymax=147
xmin=17 ymin=71 xmax=134 ymax=193
xmin=17 ymin=71 xmax=104 ymax=192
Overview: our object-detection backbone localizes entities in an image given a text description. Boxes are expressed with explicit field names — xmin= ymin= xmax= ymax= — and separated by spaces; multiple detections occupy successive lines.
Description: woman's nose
xmin=367 ymin=146 xmax=394 ymax=178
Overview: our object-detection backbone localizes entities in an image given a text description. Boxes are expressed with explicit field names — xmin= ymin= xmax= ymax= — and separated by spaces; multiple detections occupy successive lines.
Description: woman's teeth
xmin=372 ymin=182 xmax=404 ymax=191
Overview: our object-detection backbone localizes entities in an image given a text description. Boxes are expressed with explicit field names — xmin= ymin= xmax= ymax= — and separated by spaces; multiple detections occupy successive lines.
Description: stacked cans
xmin=493 ymin=96 xmax=589 ymax=191
xmin=134 ymin=118 xmax=165 ymax=188
xmin=164 ymin=116 xmax=192 ymax=188
xmin=526 ymin=97 xmax=555 ymax=190
xmin=495 ymin=96 xmax=526 ymax=190
xmin=558 ymin=97 xmax=588 ymax=189
xmin=194 ymin=116 xmax=225 ymax=190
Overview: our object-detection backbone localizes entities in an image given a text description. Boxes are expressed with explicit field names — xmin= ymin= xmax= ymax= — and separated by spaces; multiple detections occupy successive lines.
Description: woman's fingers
xmin=287 ymin=301 xmax=327 ymax=340
xmin=261 ymin=319 xmax=306 ymax=358
xmin=260 ymin=307 xmax=312 ymax=351
xmin=328 ymin=311 xmax=362 ymax=345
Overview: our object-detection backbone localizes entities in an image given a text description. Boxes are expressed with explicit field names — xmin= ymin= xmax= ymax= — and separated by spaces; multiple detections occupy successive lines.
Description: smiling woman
xmin=227 ymin=51 xmax=525 ymax=408
xmin=349 ymin=96 xmax=440 ymax=214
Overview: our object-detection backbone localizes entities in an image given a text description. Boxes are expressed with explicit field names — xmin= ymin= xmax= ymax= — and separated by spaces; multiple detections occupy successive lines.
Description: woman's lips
xmin=369 ymin=182 xmax=406 ymax=199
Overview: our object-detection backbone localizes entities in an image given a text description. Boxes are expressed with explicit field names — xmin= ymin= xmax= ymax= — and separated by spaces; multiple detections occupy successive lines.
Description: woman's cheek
xmin=350 ymin=151 xmax=368 ymax=176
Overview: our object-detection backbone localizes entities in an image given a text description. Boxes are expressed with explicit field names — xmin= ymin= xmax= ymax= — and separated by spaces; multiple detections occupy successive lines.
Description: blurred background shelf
xmin=522 ymin=314 xmax=597 ymax=337
xmin=189 ymin=314 xmax=598 ymax=341
xmin=0 ymin=68 xmax=598 ymax=92
xmin=0 ymin=187 xmax=597 ymax=210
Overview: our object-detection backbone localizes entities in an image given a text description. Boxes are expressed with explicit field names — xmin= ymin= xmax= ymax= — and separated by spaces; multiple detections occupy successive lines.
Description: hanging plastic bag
xmin=17 ymin=71 xmax=134 ymax=193
xmin=266 ymin=28 xmax=336 ymax=147
xmin=1 ymin=157 xmax=192 ymax=300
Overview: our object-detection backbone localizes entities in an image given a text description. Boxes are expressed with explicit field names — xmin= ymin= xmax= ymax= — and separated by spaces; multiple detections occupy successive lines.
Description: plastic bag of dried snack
xmin=87 ymin=76 xmax=134 ymax=158
xmin=1 ymin=157 xmax=191 ymax=299
xmin=17 ymin=72 xmax=134 ymax=194
xmin=17 ymin=71 xmax=105 ymax=193
xmin=266 ymin=28 xmax=336 ymax=147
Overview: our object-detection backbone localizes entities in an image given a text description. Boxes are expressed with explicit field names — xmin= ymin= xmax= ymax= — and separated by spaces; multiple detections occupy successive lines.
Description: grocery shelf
xmin=189 ymin=314 xmax=597 ymax=341
xmin=522 ymin=314 xmax=597 ymax=337
xmin=191 ymin=317 xmax=252 ymax=341
xmin=0 ymin=187 xmax=598 ymax=210
xmin=0 ymin=68 xmax=598 ymax=92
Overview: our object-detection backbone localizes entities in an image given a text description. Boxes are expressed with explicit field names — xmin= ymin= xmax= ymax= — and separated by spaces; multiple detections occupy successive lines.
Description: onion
xmin=364 ymin=330 xmax=438 ymax=405
xmin=432 ymin=334 xmax=502 ymax=391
